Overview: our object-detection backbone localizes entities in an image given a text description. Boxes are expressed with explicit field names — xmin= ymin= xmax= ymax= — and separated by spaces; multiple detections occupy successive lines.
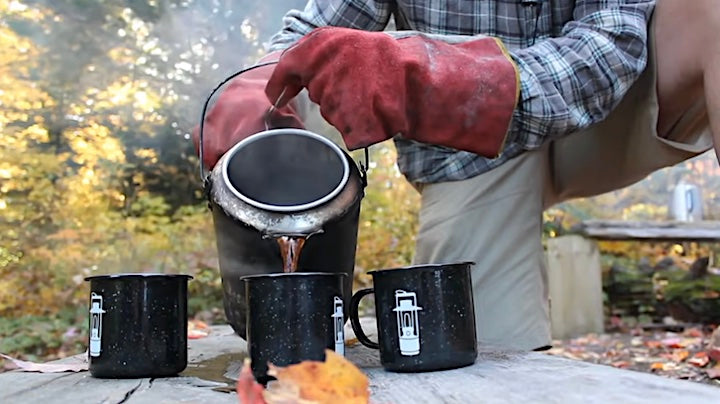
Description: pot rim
xmin=220 ymin=128 xmax=351 ymax=213
xmin=241 ymin=272 xmax=348 ymax=281
xmin=84 ymin=273 xmax=193 ymax=281
xmin=368 ymin=261 xmax=475 ymax=275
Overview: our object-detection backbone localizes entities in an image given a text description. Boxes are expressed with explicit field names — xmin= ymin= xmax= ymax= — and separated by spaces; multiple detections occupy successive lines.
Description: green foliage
xmin=0 ymin=306 xmax=87 ymax=361
xmin=656 ymin=270 xmax=720 ymax=301
xmin=356 ymin=144 xmax=420 ymax=274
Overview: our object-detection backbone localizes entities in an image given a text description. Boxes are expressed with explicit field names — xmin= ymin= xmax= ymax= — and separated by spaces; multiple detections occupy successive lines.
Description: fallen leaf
xmin=661 ymin=337 xmax=684 ymax=349
xmin=688 ymin=352 xmax=710 ymax=368
xmin=703 ymin=290 xmax=719 ymax=299
xmin=188 ymin=320 xmax=210 ymax=339
xmin=611 ymin=361 xmax=630 ymax=369
xmin=706 ymin=365 xmax=720 ymax=379
xmin=650 ymin=362 xmax=667 ymax=370
xmin=707 ymin=348 xmax=720 ymax=362
xmin=236 ymin=358 xmax=267 ymax=404
xmin=684 ymin=328 xmax=704 ymax=338
xmin=645 ymin=341 xmax=663 ymax=349
xmin=0 ymin=353 xmax=87 ymax=373
xmin=670 ymin=350 xmax=690 ymax=363
xmin=189 ymin=330 xmax=210 ymax=339
xmin=265 ymin=350 xmax=369 ymax=404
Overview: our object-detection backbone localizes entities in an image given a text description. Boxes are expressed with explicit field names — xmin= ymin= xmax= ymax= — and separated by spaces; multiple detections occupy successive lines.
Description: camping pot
xmin=669 ymin=181 xmax=703 ymax=222
xmin=197 ymin=68 xmax=367 ymax=338
xmin=205 ymin=129 xmax=366 ymax=338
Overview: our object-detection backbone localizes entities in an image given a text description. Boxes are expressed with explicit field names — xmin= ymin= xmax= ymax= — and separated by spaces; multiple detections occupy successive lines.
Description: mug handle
xmin=349 ymin=288 xmax=380 ymax=350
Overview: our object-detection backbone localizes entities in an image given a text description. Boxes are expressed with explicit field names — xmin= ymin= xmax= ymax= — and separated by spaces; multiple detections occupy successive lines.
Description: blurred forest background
xmin=1 ymin=0 xmax=719 ymax=363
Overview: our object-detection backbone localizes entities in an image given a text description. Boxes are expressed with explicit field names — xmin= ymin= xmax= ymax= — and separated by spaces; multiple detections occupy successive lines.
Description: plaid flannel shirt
xmin=268 ymin=0 xmax=655 ymax=184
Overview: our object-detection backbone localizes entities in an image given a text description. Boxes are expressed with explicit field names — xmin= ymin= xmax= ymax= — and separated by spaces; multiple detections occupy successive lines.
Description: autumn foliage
xmin=237 ymin=350 xmax=370 ymax=404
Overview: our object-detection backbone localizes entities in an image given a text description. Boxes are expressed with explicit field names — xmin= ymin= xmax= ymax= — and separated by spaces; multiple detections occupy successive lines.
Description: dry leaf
xmin=237 ymin=358 xmax=267 ymax=404
xmin=188 ymin=320 xmax=210 ymax=339
xmin=688 ymin=352 xmax=710 ymax=368
xmin=645 ymin=341 xmax=663 ymax=349
xmin=0 ymin=353 xmax=88 ymax=373
xmin=706 ymin=365 xmax=720 ymax=379
xmin=650 ymin=362 xmax=666 ymax=371
xmin=661 ymin=337 xmax=684 ymax=349
xmin=670 ymin=350 xmax=690 ymax=363
xmin=684 ymin=328 xmax=704 ymax=338
xmin=265 ymin=350 xmax=369 ymax=404
xmin=707 ymin=348 xmax=720 ymax=362
xmin=610 ymin=360 xmax=630 ymax=369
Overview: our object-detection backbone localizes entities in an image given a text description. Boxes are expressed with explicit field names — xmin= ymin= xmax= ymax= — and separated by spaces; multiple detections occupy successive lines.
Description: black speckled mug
xmin=242 ymin=272 xmax=347 ymax=384
xmin=84 ymin=273 xmax=192 ymax=378
xmin=350 ymin=262 xmax=477 ymax=372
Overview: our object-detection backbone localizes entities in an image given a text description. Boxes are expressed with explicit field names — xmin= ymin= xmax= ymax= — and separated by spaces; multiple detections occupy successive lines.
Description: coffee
xmin=276 ymin=235 xmax=307 ymax=273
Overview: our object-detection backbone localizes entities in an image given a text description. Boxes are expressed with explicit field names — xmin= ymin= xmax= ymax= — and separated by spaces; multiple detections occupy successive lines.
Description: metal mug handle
xmin=349 ymin=288 xmax=380 ymax=349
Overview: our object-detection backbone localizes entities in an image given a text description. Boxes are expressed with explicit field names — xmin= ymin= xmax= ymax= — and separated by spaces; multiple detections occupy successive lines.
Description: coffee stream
xmin=276 ymin=236 xmax=307 ymax=273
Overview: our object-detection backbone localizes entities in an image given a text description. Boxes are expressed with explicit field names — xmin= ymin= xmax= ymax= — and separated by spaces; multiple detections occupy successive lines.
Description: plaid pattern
xmin=268 ymin=1 xmax=655 ymax=184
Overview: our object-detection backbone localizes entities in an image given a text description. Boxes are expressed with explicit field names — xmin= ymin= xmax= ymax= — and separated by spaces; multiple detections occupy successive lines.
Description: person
xmin=196 ymin=0 xmax=720 ymax=351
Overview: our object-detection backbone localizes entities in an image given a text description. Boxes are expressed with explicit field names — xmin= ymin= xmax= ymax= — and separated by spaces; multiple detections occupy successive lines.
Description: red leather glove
xmin=193 ymin=54 xmax=304 ymax=169
xmin=266 ymin=27 xmax=519 ymax=157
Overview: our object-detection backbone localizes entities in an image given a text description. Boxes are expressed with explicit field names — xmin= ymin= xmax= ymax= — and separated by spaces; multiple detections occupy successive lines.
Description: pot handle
xmin=197 ymin=61 xmax=279 ymax=185
xmin=349 ymin=288 xmax=380 ymax=350
xmin=198 ymin=63 xmax=371 ymax=189
xmin=359 ymin=148 xmax=369 ymax=187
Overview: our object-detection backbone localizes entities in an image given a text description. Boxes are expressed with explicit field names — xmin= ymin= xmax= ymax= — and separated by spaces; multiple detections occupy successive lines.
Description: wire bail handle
xmin=197 ymin=62 xmax=370 ymax=188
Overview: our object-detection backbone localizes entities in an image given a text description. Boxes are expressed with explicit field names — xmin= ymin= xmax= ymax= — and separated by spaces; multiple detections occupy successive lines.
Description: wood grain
xmin=1 ymin=325 xmax=719 ymax=403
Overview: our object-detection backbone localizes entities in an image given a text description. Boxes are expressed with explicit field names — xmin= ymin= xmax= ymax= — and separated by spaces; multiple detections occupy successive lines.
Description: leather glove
xmin=193 ymin=53 xmax=304 ymax=169
xmin=266 ymin=27 xmax=519 ymax=158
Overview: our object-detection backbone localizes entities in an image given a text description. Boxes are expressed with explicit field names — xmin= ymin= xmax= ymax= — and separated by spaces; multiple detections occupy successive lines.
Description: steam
xmin=150 ymin=0 xmax=308 ymax=133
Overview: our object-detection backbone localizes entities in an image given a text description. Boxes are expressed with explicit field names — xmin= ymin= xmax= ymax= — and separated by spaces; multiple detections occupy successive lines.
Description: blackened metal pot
xmin=205 ymin=128 xmax=366 ymax=339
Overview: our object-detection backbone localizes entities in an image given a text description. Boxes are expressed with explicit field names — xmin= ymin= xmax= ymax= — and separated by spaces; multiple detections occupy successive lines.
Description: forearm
xmin=506 ymin=1 xmax=655 ymax=151
xmin=268 ymin=0 xmax=393 ymax=52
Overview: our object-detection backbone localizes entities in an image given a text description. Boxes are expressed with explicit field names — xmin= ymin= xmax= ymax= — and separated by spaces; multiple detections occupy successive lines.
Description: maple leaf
xmin=237 ymin=358 xmax=267 ymax=404
xmin=264 ymin=350 xmax=370 ymax=404
xmin=687 ymin=352 xmax=710 ymax=368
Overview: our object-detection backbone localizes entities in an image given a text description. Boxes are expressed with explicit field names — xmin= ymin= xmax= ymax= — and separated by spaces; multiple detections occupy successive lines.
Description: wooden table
xmin=576 ymin=220 xmax=720 ymax=241
xmin=2 ymin=324 xmax=719 ymax=403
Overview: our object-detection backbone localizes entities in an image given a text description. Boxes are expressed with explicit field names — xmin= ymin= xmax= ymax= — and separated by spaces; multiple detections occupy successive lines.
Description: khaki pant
xmin=412 ymin=15 xmax=713 ymax=350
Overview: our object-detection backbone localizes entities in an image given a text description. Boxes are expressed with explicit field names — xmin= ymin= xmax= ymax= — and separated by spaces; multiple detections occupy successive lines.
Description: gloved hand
xmin=193 ymin=54 xmax=304 ymax=169
xmin=265 ymin=27 xmax=520 ymax=158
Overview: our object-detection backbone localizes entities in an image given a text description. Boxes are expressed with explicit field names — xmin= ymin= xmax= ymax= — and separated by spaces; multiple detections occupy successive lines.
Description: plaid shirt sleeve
xmin=268 ymin=0 xmax=394 ymax=51
xmin=506 ymin=0 xmax=655 ymax=151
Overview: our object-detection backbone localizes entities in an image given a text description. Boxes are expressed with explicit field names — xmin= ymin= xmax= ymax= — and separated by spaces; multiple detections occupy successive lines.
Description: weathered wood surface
xmin=2 ymin=324 xmax=720 ymax=404
xmin=577 ymin=220 xmax=720 ymax=241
